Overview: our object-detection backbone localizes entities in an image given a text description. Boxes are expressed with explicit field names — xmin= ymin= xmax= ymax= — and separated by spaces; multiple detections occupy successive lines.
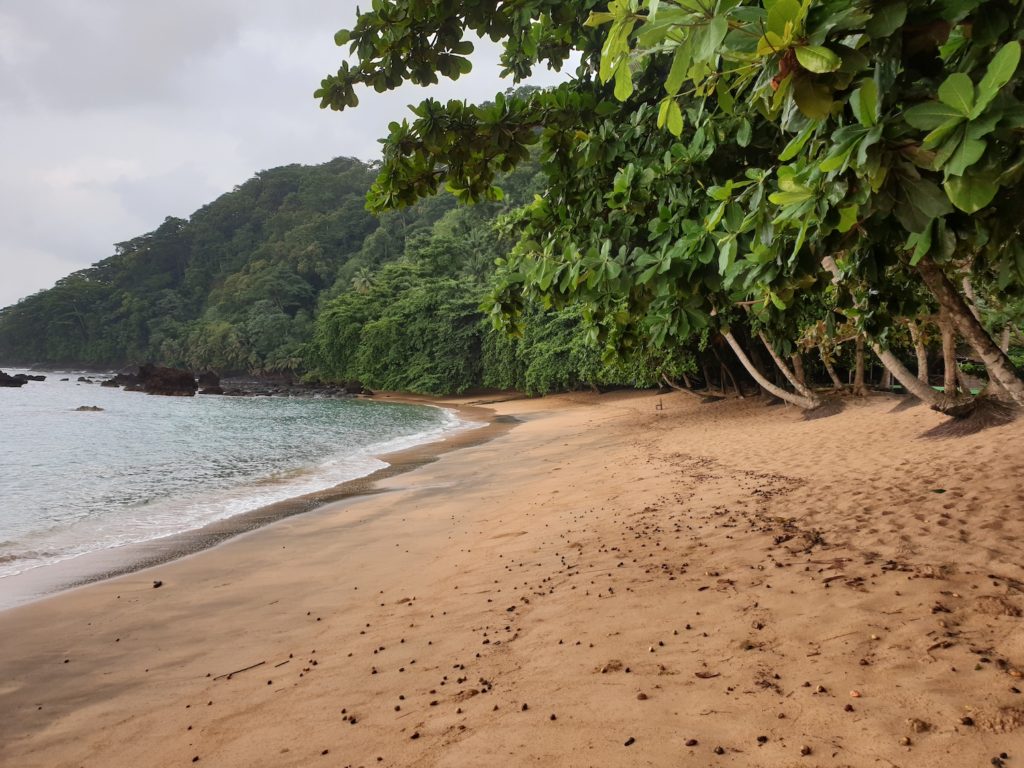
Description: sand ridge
xmin=1 ymin=390 xmax=1022 ymax=767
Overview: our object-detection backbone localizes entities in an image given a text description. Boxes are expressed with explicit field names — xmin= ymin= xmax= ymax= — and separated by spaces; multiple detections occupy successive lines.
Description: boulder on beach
xmin=137 ymin=364 xmax=197 ymax=397
xmin=0 ymin=370 xmax=27 ymax=387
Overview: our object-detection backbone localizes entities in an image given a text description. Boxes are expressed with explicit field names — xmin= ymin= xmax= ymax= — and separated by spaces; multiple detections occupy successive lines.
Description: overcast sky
xmin=0 ymin=1 xmax=571 ymax=307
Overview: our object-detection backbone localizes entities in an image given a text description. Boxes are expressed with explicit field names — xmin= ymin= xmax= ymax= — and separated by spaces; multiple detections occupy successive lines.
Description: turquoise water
xmin=0 ymin=371 xmax=467 ymax=583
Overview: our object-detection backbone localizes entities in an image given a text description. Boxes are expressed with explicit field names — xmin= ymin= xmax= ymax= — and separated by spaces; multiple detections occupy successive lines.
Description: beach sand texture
xmin=2 ymin=390 xmax=1023 ymax=767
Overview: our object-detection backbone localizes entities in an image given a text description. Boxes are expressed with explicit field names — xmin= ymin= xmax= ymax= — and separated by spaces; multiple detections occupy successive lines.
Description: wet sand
xmin=2 ymin=390 xmax=1023 ymax=767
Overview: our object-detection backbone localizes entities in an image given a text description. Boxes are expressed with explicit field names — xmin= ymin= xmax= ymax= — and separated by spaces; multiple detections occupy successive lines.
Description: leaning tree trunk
xmin=723 ymin=331 xmax=821 ymax=409
xmin=917 ymin=255 xmax=1024 ymax=405
xmin=758 ymin=332 xmax=817 ymax=399
xmin=821 ymin=347 xmax=844 ymax=389
xmin=870 ymin=342 xmax=942 ymax=407
xmin=711 ymin=346 xmax=744 ymax=398
xmin=938 ymin=311 xmax=959 ymax=396
xmin=852 ymin=335 xmax=867 ymax=395
xmin=908 ymin=320 xmax=929 ymax=383
xmin=791 ymin=353 xmax=807 ymax=387
xmin=1000 ymin=326 xmax=1012 ymax=353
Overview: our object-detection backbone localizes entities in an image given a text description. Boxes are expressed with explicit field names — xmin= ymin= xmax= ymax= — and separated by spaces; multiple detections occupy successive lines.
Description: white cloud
xmin=0 ymin=1 xmax=572 ymax=307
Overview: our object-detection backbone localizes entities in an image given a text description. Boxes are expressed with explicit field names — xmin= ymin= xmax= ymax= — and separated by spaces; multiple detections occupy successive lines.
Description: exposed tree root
xmin=922 ymin=398 xmax=1018 ymax=439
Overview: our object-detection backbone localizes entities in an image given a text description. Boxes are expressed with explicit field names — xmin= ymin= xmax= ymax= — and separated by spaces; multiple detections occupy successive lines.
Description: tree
xmin=317 ymin=0 xmax=1024 ymax=412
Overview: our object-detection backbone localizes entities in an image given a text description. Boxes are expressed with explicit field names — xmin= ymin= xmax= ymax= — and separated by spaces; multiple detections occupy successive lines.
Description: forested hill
xmin=0 ymin=157 xmax=382 ymax=373
xmin=0 ymin=155 xmax=669 ymax=395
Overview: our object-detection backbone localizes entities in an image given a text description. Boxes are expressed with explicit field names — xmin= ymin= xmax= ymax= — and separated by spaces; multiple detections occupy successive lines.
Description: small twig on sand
xmin=214 ymin=660 xmax=266 ymax=681
xmin=273 ymin=659 xmax=291 ymax=668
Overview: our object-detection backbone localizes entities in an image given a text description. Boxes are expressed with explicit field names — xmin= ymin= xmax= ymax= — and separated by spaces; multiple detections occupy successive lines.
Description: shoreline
xmin=0 ymin=396 xmax=513 ymax=612
xmin=3 ymin=390 xmax=1022 ymax=768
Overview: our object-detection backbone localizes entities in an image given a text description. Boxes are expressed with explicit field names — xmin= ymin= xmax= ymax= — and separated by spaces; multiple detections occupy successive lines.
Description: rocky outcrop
xmin=137 ymin=364 xmax=197 ymax=397
xmin=197 ymin=371 xmax=223 ymax=395
xmin=0 ymin=370 xmax=27 ymax=387
xmin=15 ymin=374 xmax=45 ymax=382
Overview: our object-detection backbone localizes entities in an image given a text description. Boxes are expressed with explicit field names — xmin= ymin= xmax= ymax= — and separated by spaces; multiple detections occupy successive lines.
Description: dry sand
xmin=2 ymin=390 xmax=1023 ymax=767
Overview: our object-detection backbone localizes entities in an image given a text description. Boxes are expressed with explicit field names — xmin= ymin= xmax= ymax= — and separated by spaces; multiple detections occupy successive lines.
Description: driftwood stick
xmin=273 ymin=659 xmax=291 ymax=668
xmin=214 ymin=660 xmax=266 ymax=681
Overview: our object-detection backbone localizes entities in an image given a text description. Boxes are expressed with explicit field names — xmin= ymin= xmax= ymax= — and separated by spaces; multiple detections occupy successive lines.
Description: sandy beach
xmin=2 ymin=390 xmax=1023 ymax=767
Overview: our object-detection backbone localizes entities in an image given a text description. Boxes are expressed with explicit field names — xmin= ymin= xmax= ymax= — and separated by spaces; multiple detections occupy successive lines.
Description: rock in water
xmin=0 ymin=370 xmax=27 ymax=387
xmin=75 ymin=405 xmax=104 ymax=412
xmin=197 ymin=370 xmax=224 ymax=395
xmin=137 ymin=364 xmax=197 ymax=397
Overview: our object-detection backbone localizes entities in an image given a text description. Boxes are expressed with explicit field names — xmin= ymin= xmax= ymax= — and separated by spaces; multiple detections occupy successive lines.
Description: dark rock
xmin=111 ymin=372 xmax=142 ymax=387
xmin=137 ymin=364 xmax=197 ymax=397
xmin=197 ymin=370 xmax=220 ymax=389
xmin=0 ymin=371 xmax=27 ymax=387
xmin=15 ymin=374 xmax=46 ymax=381
xmin=100 ymin=379 xmax=120 ymax=387
xmin=75 ymin=406 xmax=104 ymax=412
xmin=199 ymin=386 xmax=224 ymax=395
xmin=77 ymin=376 xmax=93 ymax=383
xmin=343 ymin=380 xmax=372 ymax=395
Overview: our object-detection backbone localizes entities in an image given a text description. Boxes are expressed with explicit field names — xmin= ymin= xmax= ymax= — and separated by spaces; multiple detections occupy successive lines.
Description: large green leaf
xmin=850 ymin=79 xmax=878 ymax=127
xmin=937 ymin=73 xmax=975 ymax=116
xmin=795 ymin=45 xmax=842 ymax=73
xmin=865 ymin=1 xmax=906 ymax=37
xmin=944 ymin=170 xmax=999 ymax=213
xmin=692 ymin=15 xmax=729 ymax=62
xmin=793 ymin=76 xmax=833 ymax=119
xmin=766 ymin=0 xmax=802 ymax=37
xmin=974 ymin=41 xmax=1021 ymax=116
xmin=903 ymin=102 xmax=962 ymax=129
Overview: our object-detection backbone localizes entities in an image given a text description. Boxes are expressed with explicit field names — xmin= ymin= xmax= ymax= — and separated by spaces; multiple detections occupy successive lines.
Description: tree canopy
xmin=317 ymin=0 xmax=1024 ymax=412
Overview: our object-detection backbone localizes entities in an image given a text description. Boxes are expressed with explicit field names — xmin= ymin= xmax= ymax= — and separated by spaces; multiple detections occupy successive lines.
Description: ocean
xmin=0 ymin=370 xmax=470 ymax=602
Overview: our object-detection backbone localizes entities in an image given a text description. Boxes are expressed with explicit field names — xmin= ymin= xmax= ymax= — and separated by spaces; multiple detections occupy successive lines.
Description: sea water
xmin=0 ymin=371 xmax=469 ymax=587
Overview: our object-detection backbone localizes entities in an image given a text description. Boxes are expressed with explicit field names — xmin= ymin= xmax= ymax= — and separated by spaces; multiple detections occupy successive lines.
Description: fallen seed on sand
xmin=850 ymin=690 xmax=861 ymax=698
xmin=624 ymin=737 xmax=635 ymax=746
xmin=636 ymin=692 xmax=648 ymax=700
xmin=800 ymin=745 xmax=812 ymax=756
xmin=714 ymin=746 xmax=725 ymax=755
xmin=685 ymin=739 xmax=698 ymax=746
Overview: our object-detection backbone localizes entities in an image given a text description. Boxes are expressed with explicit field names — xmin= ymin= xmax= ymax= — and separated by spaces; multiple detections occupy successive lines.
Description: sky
xmin=0 ymin=1 xmax=572 ymax=308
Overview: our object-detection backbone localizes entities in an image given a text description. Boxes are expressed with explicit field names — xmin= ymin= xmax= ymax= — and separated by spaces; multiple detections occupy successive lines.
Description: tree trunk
xmin=852 ymin=335 xmax=867 ymax=395
xmin=939 ymin=311 xmax=958 ymax=396
xmin=711 ymin=346 xmax=744 ymax=398
xmin=917 ymin=255 xmax=1024 ymax=404
xmin=880 ymin=368 xmax=892 ymax=390
xmin=661 ymin=373 xmax=704 ymax=398
xmin=1000 ymin=326 xmax=1012 ymax=353
xmin=758 ymin=332 xmax=816 ymax=399
xmin=791 ymin=353 xmax=807 ymax=387
xmin=723 ymin=331 xmax=820 ymax=409
xmin=821 ymin=348 xmax=844 ymax=389
xmin=908 ymin=321 xmax=929 ymax=383
xmin=870 ymin=342 xmax=941 ymax=406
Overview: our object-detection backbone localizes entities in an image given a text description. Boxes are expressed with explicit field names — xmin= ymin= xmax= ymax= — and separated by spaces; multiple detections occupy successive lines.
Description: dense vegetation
xmin=0 ymin=154 xmax=686 ymax=394
xmin=316 ymin=0 xmax=1024 ymax=415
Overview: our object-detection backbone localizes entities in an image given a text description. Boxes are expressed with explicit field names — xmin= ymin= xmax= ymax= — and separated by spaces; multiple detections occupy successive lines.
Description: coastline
xmin=0 ymin=396 xmax=510 ymax=611
xmin=2 ymin=390 xmax=1023 ymax=768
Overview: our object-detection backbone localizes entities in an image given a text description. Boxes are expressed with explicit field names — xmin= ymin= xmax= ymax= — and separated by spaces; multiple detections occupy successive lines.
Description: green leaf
xmin=716 ymin=80 xmax=734 ymax=114
xmin=614 ymin=60 xmax=634 ymax=101
xmin=944 ymin=133 xmax=986 ymax=177
xmin=334 ymin=28 xmax=351 ymax=46
xmin=779 ymin=123 xmax=816 ymax=161
xmin=691 ymin=15 xmax=729 ymax=62
xmin=904 ymin=102 xmax=962 ymax=130
xmin=865 ymin=1 xmax=906 ymax=37
xmin=647 ymin=0 xmax=660 ymax=20
xmin=974 ymin=41 xmax=1021 ymax=116
xmin=664 ymin=42 xmax=692 ymax=95
xmin=944 ymin=170 xmax=999 ymax=213
xmin=666 ymin=99 xmax=684 ymax=136
xmin=584 ymin=11 xmax=615 ymax=27
xmin=795 ymin=45 xmax=842 ymax=73
xmin=850 ymin=80 xmax=878 ymax=127
xmin=736 ymin=119 xmax=752 ymax=147
xmin=792 ymin=76 xmax=833 ymax=119
xmin=767 ymin=0 xmax=802 ymax=37
xmin=907 ymin=220 xmax=933 ymax=265
xmin=718 ymin=237 xmax=737 ymax=274
xmin=937 ymin=73 xmax=975 ymax=117
xmin=837 ymin=204 xmax=859 ymax=233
